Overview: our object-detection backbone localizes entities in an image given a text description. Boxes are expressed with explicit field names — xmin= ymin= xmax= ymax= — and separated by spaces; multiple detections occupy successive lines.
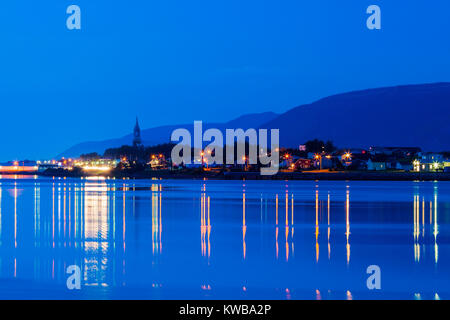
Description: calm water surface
xmin=0 ymin=176 xmax=449 ymax=299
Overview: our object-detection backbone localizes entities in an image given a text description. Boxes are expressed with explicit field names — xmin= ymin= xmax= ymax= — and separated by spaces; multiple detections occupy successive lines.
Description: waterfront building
xmin=395 ymin=160 xmax=413 ymax=171
xmin=0 ymin=161 xmax=38 ymax=173
xmin=367 ymin=159 xmax=386 ymax=171
xmin=313 ymin=155 xmax=333 ymax=169
xmin=293 ymin=158 xmax=313 ymax=170
xmin=412 ymin=153 xmax=448 ymax=172
xmin=420 ymin=152 xmax=444 ymax=163
xmin=148 ymin=154 xmax=167 ymax=169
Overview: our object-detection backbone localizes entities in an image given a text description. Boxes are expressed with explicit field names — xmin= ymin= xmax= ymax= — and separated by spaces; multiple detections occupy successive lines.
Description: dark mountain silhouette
xmin=57 ymin=112 xmax=279 ymax=158
xmin=58 ymin=82 xmax=450 ymax=158
xmin=260 ymin=82 xmax=450 ymax=151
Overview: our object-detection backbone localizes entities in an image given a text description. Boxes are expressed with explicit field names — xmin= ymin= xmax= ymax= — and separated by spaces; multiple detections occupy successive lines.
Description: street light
xmin=314 ymin=154 xmax=322 ymax=170
xmin=242 ymin=155 xmax=247 ymax=171
xmin=200 ymin=151 xmax=205 ymax=169
xmin=205 ymin=149 xmax=212 ymax=168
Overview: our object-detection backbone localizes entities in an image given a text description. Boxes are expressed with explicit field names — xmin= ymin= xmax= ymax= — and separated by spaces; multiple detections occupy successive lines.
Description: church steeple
xmin=133 ymin=117 xmax=142 ymax=147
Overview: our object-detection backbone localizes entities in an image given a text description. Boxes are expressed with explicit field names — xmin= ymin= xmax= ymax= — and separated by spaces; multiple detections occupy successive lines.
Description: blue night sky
xmin=0 ymin=1 xmax=449 ymax=161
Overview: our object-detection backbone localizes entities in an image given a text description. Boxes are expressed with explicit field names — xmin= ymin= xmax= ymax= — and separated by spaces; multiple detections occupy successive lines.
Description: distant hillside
xmin=57 ymin=112 xmax=278 ymax=158
xmin=58 ymin=83 xmax=450 ymax=158
xmin=260 ymin=82 xmax=450 ymax=151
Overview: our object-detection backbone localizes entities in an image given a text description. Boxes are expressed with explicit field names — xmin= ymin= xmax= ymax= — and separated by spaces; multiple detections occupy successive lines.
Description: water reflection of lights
xmin=316 ymin=289 xmax=321 ymax=300
xmin=285 ymin=191 xmax=289 ymax=261
xmin=291 ymin=193 xmax=294 ymax=257
xmin=2 ymin=177 xmax=153 ymax=288
xmin=14 ymin=182 xmax=17 ymax=249
xmin=413 ymin=190 xmax=439 ymax=264
xmin=2 ymin=178 xmax=447 ymax=297
xmin=271 ymin=190 xmax=295 ymax=262
xmin=315 ymin=189 xmax=319 ymax=263
xmin=152 ymin=184 xmax=162 ymax=255
xmin=345 ymin=189 xmax=350 ymax=265
xmin=0 ymin=182 xmax=2 ymax=245
xmin=434 ymin=190 xmax=438 ymax=264
xmin=275 ymin=193 xmax=279 ymax=259
xmin=285 ymin=288 xmax=291 ymax=300
xmin=83 ymin=180 xmax=109 ymax=286
xmin=242 ymin=190 xmax=246 ymax=260
xmin=52 ymin=183 xmax=55 ymax=249
xmin=313 ymin=187 xmax=349 ymax=264
xmin=122 ymin=183 xmax=126 ymax=284
xmin=413 ymin=194 xmax=421 ymax=262
xmin=327 ymin=193 xmax=330 ymax=260
xmin=0 ymin=183 xmax=2 ymax=275
xmin=200 ymin=184 xmax=211 ymax=260
xmin=34 ymin=182 xmax=40 ymax=248
xmin=201 ymin=284 xmax=211 ymax=291
xmin=346 ymin=290 xmax=353 ymax=300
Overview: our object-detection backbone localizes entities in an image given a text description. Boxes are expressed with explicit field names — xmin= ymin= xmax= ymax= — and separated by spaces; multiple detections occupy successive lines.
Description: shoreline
xmin=3 ymin=170 xmax=450 ymax=181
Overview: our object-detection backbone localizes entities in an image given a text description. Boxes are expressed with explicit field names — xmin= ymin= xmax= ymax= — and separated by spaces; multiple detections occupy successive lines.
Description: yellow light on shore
xmin=82 ymin=166 xmax=112 ymax=172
